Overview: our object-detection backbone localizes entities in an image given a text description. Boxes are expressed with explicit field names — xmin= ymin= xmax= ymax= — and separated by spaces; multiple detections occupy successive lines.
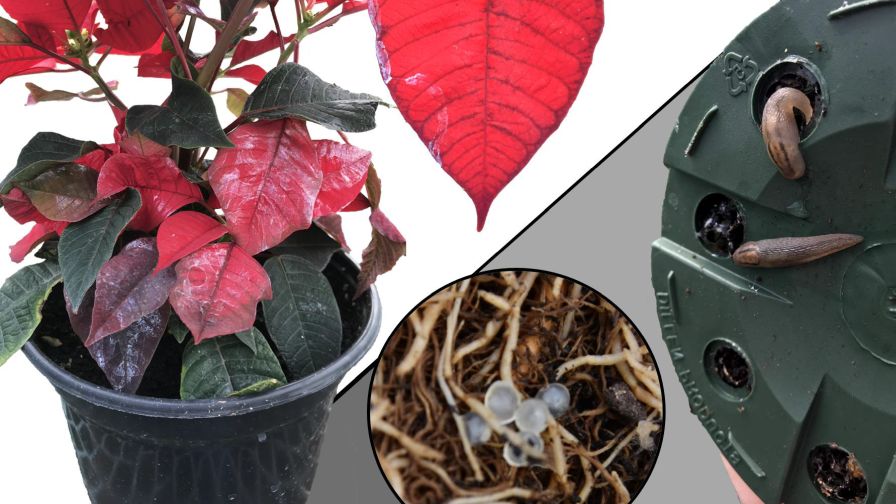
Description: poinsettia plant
xmin=0 ymin=0 xmax=406 ymax=398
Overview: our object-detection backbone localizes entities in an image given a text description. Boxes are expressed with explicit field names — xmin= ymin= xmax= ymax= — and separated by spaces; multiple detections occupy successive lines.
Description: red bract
xmin=0 ymin=46 xmax=55 ymax=85
xmin=225 ymin=64 xmax=266 ymax=85
xmin=0 ymin=0 xmax=92 ymax=44
xmin=155 ymin=211 xmax=227 ymax=272
xmin=169 ymin=242 xmax=272 ymax=343
xmin=209 ymin=119 xmax=322 ymax=255
xmin=97 ymin=153 xmax=203 ymax=231
xmin=95 ymin=0 xmax=165 ymax=53
xmin=369 ymin=0 xmax=604 ymax=229
xmin=231 ymin=31 xmax=291 ymax=67
xmin=313 ymin=140 xmax=371 ymax=217
xmin=9 ymin=221 xmax=63 ymax=262
xmin=137 ymin=51 xmax=174 ymax=78
xmin=87 ymin=237 xmax=176 ymax=345
xmin=1 ymin=187 xmax=43 ymax=224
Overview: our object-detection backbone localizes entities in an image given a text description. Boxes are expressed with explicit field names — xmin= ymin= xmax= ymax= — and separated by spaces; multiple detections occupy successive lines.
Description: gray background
xmin=309 ymin=78 xmax=741 ymax=503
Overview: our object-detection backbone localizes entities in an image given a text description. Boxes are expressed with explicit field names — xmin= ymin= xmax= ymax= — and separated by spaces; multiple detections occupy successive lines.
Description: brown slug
xmin=761 ymin=87 xmax=814 ymax=180
xmin=732 ymin=233 xmax=863 ymax=268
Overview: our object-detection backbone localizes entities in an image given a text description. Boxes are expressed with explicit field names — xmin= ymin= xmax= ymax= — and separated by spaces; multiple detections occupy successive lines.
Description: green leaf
xmin=180 ymin=328 xmax=287 ymax=400
xmin=235 ymin=328 xmax=258 ymax=354
xmin=0 ymin=262 xmax=62 ymax=367
xmin=1 ymin=132 xmax=99 ymax=195
xmin=268 ymin=225 xmax=342 ymax=271
xmin=167 ymin=312 xmax=190 ymax=344
xmin=262 ymin=255 xmax=342 ymax=380
xmin=126 ymin=74 xmax=233 ymax=149
xmin=59 ymin=189 xmax=142 ymax=312
xmin=243 ymin=63 xmax=384 ymax=132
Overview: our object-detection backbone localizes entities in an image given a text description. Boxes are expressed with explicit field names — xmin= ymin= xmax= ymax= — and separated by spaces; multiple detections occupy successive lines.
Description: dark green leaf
xmin=235 ymin=328 xmax=258 ymax=354
xmin=180 ymin=328 xmax=286 ymax=399
xmin=167 ymin=312 xmax=190 ymax=344
xmin=268 ymin=225 xmax=342 ymax=271
xmin=16 ymin=163 xmax=103 ymax=222
xmin=126 ymin=74 xmax=233 ymax=149
xmin=1 ymin=132 xmax=99 ymax=194
xmin=0 ymin=262 xmax=62 ymax=367
xmin=262 ymin=255 xmax=342 ymax=380
xmin=59 ymin=189 xmax=142 ymax=311
xmin=243 ymin=63 xmax=384 ymax=132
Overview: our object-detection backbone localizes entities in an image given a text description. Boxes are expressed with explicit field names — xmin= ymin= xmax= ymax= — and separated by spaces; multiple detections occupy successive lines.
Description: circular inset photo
xmin=369 ymin=270 xmax=665 ymax=503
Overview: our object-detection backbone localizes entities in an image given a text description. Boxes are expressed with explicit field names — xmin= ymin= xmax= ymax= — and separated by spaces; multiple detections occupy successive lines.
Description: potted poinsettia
xmin=0 ymin=0 xmax=404 ymax=502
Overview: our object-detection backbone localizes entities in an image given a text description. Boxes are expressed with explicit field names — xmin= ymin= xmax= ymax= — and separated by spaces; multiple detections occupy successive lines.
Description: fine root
xmin=372 ymin=272 xmax=664 ymax=504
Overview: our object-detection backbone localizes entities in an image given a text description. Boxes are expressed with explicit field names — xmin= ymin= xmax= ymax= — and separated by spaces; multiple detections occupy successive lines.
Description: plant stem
xmin=184 ymin=16 xmax=197 ymax=50
xmin=196 ymin=0 xmax=256 ymax=89
xmin=270 ymin=4 xmax=286 ymax=52
xmin=293 ymin=0 xmax=305 ymax=62
xmin=143 ymin=0 xmax=193 ymax=79
xmin=27 ymin=42 xmax=127 ymax=110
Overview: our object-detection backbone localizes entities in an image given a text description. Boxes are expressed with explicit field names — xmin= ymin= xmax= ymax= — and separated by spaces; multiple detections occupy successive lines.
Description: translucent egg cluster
xmin=478 ymin=381 xmax=570 ymax=467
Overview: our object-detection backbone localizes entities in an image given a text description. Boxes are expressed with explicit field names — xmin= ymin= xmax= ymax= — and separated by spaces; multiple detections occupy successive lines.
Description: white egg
xmin=463 ymin=412 xmax=491 ymax=445
xmin=485 ymin=380 xmax=520 ymax=424
xmin=537 ymin=383 xmax=571 ymax=417
xmin=514 ymin=399 xmax=551 ymax=433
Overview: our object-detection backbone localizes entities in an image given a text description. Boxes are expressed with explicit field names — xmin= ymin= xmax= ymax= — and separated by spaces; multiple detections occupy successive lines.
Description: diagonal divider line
xmin=334 ymin=63 xmax=712 ymax=402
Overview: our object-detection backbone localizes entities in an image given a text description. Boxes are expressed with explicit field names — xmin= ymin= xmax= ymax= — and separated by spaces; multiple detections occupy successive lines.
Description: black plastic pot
xmin=22 ymin=254 xmax=381 ymax=504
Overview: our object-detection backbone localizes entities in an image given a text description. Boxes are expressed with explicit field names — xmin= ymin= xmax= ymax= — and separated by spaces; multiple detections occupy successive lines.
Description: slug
xmin=732 ymin=233 xmax=863 ymax=268
xmin=761 ymin=87 xmax=814 ymax=180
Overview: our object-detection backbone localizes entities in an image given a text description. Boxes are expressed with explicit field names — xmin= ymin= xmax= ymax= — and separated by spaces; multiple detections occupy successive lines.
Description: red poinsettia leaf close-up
xmin=225 ymin=64 xmax=267 ymax=85
xmin=313 ymin=140 xmax=371 ymax=217
xmin=369 ymin=0 xmax=604 ymax=229
xmin=9 ymin=221 xmax=64 ymax=262
xmin=155 ymin=211 xmax=227 ymax=272
xmin=209 ymin=119 xmax=322 ymax=255
xmin=169 ymin=242 xmax=272 ymax=343
xmin=1 ymin=0 xmax=93 ymax=44
xmin=87 ymin=237 xmax=176 ymax=345
xmin=95 ymin=0 xmax=165 ymax=53
xmin=97 ymin=153 xmax=203 ymax=232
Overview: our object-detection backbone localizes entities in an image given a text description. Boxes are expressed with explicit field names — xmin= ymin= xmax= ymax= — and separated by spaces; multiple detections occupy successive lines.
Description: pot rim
xmin=21 ymin=264 xmax=382 ymax=419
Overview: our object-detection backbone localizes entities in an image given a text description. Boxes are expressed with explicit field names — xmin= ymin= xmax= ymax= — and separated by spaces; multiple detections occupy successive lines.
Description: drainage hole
xmin=808 ymin=444 xmax=868 ymax=504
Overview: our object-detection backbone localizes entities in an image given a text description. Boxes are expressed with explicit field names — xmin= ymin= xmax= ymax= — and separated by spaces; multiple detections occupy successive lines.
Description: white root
xmin=560 ymin=283 xmax=582 ymax=341
xmin=396 ymin=295 xmax=449 ymax=376
xmin=499 ymin=305 xmax=522 ymax=383
xmin=370 ymin=414 xmax=445 ymax=461
xmin=478 ymin=290 xmax=511 ymax=312
xmin=555 ymin=353 xmax=627 ymax=378
xmin=453 ymin=319 xmax=502 ymax=364
xmin=436 ymin=280 xmax=484 ymax=481
xmin=447 ymin=488 xmax=536 ymax=504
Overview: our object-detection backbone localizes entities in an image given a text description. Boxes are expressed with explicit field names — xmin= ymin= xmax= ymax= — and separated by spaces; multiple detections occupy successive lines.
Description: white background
xmin=0 ymin=1 xmax=775 ymax=501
